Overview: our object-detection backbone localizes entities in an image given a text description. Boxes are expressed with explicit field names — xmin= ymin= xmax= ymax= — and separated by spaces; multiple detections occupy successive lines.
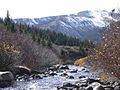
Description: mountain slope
xmin=15 ymin=10 xmax=118 ymax=41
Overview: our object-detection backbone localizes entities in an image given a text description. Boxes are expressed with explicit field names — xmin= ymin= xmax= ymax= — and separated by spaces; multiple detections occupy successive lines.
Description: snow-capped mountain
xmin=14 ymin=10 xmax=118 ymax=41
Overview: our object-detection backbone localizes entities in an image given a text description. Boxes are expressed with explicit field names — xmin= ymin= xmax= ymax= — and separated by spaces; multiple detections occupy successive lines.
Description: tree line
xmin=2 ymin=11 xmax=94 ymax=48
xmin=0 ymin=11 xmax=95 ymax=70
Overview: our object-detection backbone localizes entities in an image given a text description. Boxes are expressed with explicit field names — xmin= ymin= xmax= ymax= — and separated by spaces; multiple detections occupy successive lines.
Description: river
xmin=1 ymin=65 xmax=99 ymax=90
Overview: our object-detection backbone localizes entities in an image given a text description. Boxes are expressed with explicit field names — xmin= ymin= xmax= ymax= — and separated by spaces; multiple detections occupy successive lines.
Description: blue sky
xmin=0 ymin=0 xmax=120 ymax=18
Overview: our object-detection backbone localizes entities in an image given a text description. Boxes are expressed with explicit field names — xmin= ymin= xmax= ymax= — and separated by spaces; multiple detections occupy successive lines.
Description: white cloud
xmin=0 ymin=0 xmax=119 ymax=18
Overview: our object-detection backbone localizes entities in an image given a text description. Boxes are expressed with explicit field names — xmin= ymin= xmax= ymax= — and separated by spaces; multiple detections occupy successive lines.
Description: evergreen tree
xmin=32 ymin=34 xmax=36 ymax=41
xmin=0 ymin=17 xmax=3 ymax=24
xmin=10 ymin=22 xmax=16 ymax=33
xmin=4 ymin=10 xmax=11 ymax=31
xmin=19 ymin=23 xmax=23 ymax=33
xmin=37 ymin=38 xmax=41 ymax=44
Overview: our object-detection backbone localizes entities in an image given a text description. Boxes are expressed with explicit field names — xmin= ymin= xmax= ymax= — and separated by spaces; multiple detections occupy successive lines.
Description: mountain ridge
xmin=14 ymin=10 xmax=118 ymax=41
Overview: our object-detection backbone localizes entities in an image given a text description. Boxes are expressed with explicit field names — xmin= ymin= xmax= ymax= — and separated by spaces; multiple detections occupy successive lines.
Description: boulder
xmin=86 ymin=87 xmax=93 ymax=90
xmin=48 ymin=66 xmax=58 ymax=71
xmin=104 ymin=86 xmax=114 ymax=90
xmin=114 ymin=85 xmax=120 ymax=90
xmin=86 ymin=82 xmax=100 ymax=89
xmin=13 ymin=66 xmax=31 ymax=76
xmin=75 ymin=80 xmax=88 ymax=88
xmin=113 ymin=81 xmax=120 ymax=87
xmin=48 ymin=64 xmax=60 ymax=71
xmin=49 ymin=72 xmax=57 ymax=76
xmin=67 ymin=75 xmax=74 ymax=79
xmin=70 ymin=69 xmax=78 ymax=73
xmin=93 ymin=85 xmax=105 ymax=90
xmin=43 ymin=75 xmax=48 ymax=77
xmin=60 ymin=73 xmax=68 ymax=77
xmin=79 ymin=76 xmax=86 ymax=79
xmin=30 ymin=74 xmax=42 ymax=80
xmin=86 ymin=82 xmax=105 ymax=90
xmin=62 ymin=82 xmax=80 ymax=89
xmin=31 ymin=70 xmax=42 ymax=74
xmin=59 ymin=65 xmax=69 ymax=70
xmin=0 ymin=71 xmax=14 ymax=88
xmin=75 ymin=77 xmax=88 ymax=84
xmin=87 ymin=78 xmax=102 ymax=84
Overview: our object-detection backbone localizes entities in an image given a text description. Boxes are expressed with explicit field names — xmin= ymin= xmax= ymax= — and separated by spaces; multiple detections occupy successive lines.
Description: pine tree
xmin=37 ymin=38 xmax=41 ymax=44
xmin=0 ymin=18 xmax=3 ymax=24
xmin=4 ymin=10 xmax=11 ymax=31
xmin=10 ymin=22 xmax=16 ymax=33
xmin=32 ymin=34 xmax=36 ymax=41
xmin=19 ymin=23 xmax=23 ymax=33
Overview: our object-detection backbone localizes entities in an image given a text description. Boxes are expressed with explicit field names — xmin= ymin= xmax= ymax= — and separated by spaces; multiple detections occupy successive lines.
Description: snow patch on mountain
xmin=14 ymin=10 xmax=118 ymax=41
xmin=60 ymin=21 xmax=73 ymax=29
xmin=32 ymin=19 xmax=38 ymax=24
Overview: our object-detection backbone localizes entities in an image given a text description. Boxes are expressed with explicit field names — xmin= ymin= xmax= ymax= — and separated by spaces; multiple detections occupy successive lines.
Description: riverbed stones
xmin=1 ymin=64 xmax=119 ymax=90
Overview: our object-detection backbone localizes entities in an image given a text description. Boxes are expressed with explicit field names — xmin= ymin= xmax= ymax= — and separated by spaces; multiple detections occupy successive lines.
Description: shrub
xmin=99 ymin=74 xmax=109 ymax=81
xmin=0 ymin=27 xmax=60 ymax=70
xmin=74 ymin=57 xmax=87 ymax=66
xmin=88 ymin=21 xmax=120 ymax=79
xmin=0 ymin=42 xmax=19 ymax=70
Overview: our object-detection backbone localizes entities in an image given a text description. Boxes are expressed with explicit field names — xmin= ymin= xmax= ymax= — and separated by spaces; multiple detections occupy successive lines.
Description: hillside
xmin=0 ymin=14 xmax=94 ymax=71
xmin=0 ymin=25 xmax=60 ymax=70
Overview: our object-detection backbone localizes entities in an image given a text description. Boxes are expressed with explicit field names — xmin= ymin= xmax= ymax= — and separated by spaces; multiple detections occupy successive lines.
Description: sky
xmin=0 ymin=0 xmax=120 ymax=18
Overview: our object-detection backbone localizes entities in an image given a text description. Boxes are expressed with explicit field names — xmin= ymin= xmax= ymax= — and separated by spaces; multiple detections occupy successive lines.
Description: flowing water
xmin=1 ymin=65 xmax=99 ymax=90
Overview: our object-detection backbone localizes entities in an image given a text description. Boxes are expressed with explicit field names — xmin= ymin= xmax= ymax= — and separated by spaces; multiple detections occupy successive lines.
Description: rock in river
xmin=0 ymin=71 xmax=14 ymax=88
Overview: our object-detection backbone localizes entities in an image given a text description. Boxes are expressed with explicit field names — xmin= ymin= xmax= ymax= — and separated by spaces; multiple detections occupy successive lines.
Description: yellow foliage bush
xmin=0 ymin=42 xmax=19 ymax=54
xmin=99 ymin=74 xmax=109 ymax=81
xmin=0 ymin=42 xmax=19 ymax=70
xmin=74 ymin=57 xmax=87 ymax=66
